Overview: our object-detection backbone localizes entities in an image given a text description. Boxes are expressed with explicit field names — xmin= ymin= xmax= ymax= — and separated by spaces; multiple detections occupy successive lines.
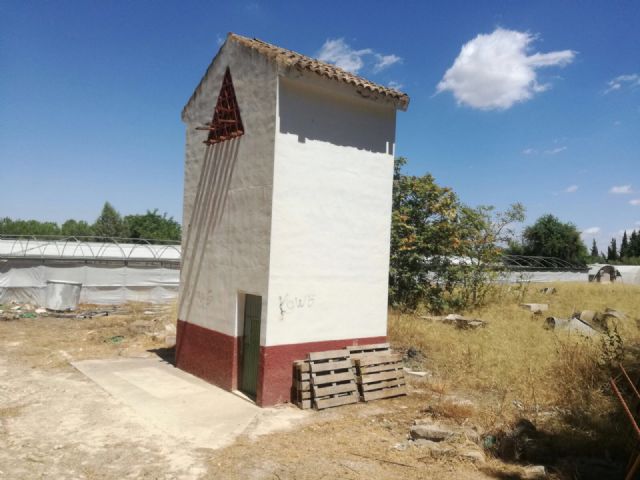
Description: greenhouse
xmin=0 ymin=236 xmax=180 ymax=307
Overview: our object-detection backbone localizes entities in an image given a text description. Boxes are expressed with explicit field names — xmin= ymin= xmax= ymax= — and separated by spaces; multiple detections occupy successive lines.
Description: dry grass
xmin=389 ymin=282 xmax=640 ymax=458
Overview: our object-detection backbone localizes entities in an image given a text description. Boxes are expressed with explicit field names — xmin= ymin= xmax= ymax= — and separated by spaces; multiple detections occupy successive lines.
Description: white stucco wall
xmin=265 ymin=76 xmax=396 ymax=346
xmin=179 ymin=40 xmax=278 ymax=340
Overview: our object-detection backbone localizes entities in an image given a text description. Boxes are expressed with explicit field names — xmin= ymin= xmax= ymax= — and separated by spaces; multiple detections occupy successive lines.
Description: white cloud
xmin=522 ymin=148 xmax=536 ymax=155
xmin=610 ymin=185 xmax=632 ymax=194
xmin=630 ymin=199 xmax=640 ymax=206
xmin=388 ymin=80 xmax=403 ymax=90
xmin=636 ymin=221 xmax=640 ymax=226
xmin=544 ymin=146 xmax=567 ymax=155
xmin=317 ymin=38 xmax=401 ymax=75
xmin=436 ymin=28 xmax=575 ymax=110
xmin=374 ymin=54 xmax=402 ymax=72
xmin=317 ymin=38 xmax=372 ymax=73
xmin=583 ymin=227 xmax=601 ymax=235
xmin=605 ymin=73 xmax=640 ymax=93
xmin=565 ymin=185 xmax=578 ymax=193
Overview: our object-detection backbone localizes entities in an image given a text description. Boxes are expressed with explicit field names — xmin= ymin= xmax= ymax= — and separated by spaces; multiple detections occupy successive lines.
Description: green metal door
xmin=241 ymin=294 xmax=261 ymax=398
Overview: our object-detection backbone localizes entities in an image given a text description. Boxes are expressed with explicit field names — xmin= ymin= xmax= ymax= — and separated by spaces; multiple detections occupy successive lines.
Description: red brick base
xmin=175 ymin=320 xmax=240 ymax=391
xmin=176 ymin=319 xmax=386 ymax=407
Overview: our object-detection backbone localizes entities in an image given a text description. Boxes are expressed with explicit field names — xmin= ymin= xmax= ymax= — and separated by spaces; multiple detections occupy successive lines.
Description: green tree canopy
xmin=608 ymin=238 xmax=618 ymax=261
xmin=389 ymin=157 xmax=524 ymax=311
xmin=0 ymin=203 xmax=181 ymax=244
xmin=620 ymin=231 xmax=629 ymax=259
xmin=124 ymin=210 xmax=181 ymax=242
xmin=0 ymin=218 xmax=61 ymax=236
xmin=92 ymin=202 xmax=127 ymax=238
xmin=517 ymin=214 xmax=588 ymax=264
xmin=60 ymin=219 xmax=93 ymax=237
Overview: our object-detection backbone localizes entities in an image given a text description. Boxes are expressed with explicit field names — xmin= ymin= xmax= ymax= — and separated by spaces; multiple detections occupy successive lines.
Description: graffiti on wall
xmin=278 ymin=293 xmax=315 ymax=320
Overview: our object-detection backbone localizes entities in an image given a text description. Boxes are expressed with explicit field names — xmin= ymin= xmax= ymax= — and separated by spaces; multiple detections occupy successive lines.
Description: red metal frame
xmin=196 ymin=67 xmax=244 ymax=145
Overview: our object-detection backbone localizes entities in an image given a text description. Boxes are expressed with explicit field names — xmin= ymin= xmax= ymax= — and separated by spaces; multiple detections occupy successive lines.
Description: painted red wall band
xmin=175 ymin=319 xmax=240 ymax=391
xmin=176 ymin=319 xmax=386 ymax=406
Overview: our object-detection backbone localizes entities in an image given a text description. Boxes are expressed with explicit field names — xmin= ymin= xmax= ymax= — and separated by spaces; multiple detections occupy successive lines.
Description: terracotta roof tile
xmin=229 ymin=33 xmax=409 ymax=110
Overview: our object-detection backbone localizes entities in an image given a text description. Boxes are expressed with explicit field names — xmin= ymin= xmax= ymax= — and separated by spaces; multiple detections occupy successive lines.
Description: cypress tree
xmin=590 ymin=239 xmax=599 ymax=258
xmin=608 ymin=238 xmax=618 ymax=261
xmin=631 ymin=230 xmax=640 ymax=257
xmin=620 ymin=231 xmax=629 ymax=260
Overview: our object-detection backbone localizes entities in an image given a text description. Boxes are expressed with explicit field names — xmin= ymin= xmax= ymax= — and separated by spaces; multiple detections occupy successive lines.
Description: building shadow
xmin=148 ymin=346 xmax=176 ymax=365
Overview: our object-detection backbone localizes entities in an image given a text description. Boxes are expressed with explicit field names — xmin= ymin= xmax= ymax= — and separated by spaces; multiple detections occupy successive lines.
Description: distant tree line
xmin=0 ymin=202 xmax=181 ymax=243
xmin=505 ymin=214 xmax=640 ymax=266
xmin=597 ymin=230 xmax=640 ymax=265
xmin=507 ymin=214 xmax=588 ymax=264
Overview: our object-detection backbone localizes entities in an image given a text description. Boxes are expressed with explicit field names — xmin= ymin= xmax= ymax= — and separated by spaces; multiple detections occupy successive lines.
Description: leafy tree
xmin=92 ymin=202 xmax=127 ymax=238
xmin=389 ymin=157 xmax=524 ymax=311
xmin=590 ymin=239 xmax=599 ymax=258
xmin=60 ymin=219 xmax=93 ymax=237
xmin=389 ymin=158 xmax=463 ymax=310
xmin=0 ymin=217 xmax=60 ymax=236
xmin=457 ymin=203 xmax=525 ymax=306
xmin=0 ymin=203 xmax=181 ymax=244
xmin=607 ymin=238 xmax=618 ymax=261
xmin=517 ymin=214 xmax=588 ymax=264
xmin=124 ymin=210 xmax=181 ymax=242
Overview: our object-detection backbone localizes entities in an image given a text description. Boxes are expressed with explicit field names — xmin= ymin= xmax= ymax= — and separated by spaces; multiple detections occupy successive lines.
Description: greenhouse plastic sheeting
xmin=616 ymin=266 xmax=640 ymax=285
xmin=499 ymin=271 xmax=588 ymax=283
xmin=0 ymin=260 xmax=179 ymax=305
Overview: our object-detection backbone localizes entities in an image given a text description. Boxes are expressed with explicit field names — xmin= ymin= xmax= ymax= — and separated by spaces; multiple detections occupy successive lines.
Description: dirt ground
xmin=0 ymin=302 xmax=624 ymax=479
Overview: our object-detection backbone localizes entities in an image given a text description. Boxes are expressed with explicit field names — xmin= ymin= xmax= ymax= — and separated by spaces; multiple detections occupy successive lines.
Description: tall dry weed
xmin=389 ymin=282 xmax=640 ymax=453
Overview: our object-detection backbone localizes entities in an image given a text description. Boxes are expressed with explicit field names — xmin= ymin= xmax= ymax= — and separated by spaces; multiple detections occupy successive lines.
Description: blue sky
xmin=1 ymin=1 xmax=638 ymax=252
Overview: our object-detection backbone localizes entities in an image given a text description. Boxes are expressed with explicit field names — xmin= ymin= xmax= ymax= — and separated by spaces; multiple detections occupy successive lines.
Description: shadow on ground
xmin=148 ymin=346 xmax=176 ymax=365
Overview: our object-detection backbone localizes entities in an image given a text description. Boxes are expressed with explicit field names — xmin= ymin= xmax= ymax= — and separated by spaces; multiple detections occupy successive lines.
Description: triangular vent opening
xmin=201 ymin=67 xmax=244 ymax=145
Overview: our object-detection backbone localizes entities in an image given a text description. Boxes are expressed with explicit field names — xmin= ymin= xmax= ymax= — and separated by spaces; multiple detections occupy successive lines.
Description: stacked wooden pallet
xmin=353 ymin=352 xmax=407 ymax=402
xmin=293 ymin=360 xmax=311 ymax=409
xmin=347 ymin=342 xmax=391 ymax=359
xmin=292 ymin=344 xmax=407 ymax=409
xmin=308 ymin=350 xmax=359 ymax=410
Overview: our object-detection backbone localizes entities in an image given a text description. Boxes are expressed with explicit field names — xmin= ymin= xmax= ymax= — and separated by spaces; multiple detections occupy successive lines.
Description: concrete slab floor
xmin=72 ymin=357 xmax=307 ymax=450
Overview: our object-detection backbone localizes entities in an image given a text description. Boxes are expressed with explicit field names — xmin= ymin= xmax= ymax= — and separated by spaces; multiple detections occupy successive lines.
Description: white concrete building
xmin=177 ymin=33 xmax=409 ymax=406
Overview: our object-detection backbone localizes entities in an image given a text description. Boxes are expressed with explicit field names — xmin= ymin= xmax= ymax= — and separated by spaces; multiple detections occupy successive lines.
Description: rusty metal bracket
xmin=611 ymin=364 xmax=640 ymax=480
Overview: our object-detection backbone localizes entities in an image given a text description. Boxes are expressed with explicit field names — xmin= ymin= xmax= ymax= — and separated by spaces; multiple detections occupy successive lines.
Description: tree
xmin=0 ymin=217 xmax=60 ymax=236
xmin=457 ymin=203 xmax=525 ymax=306
xmin=60 ymin=219 xmax=93 ymax=237
xmin=389 ymin=158 xmax=463 ymax=310
xmin=92 ymin=202 xmax=127 ymax=238
xmin=518 ymin=214 xmax=588 ymax=264
xmin=124 ymin=210 xmax=181 ymax=242
xmin=0 ymin=203 xmax=181 ymax=244
xmin=620 ymin=231 xmax=629 ymax=259
xmin=607 ymin=238 xmax=618 ymax=261
xmin=389 ymin=157 xmax=524 ymax=311
xmin=590 ymin=239 xmax=599 ymax=258
xmin=631 ymin=230 xmax=640 ymax=257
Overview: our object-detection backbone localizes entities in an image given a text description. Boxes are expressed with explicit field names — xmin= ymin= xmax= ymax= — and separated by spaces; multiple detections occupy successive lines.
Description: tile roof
xmin=230 ymin=33 xmax=409 ymax=111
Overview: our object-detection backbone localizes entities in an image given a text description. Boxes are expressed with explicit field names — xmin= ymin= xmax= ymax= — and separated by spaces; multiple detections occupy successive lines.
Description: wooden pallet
xmin=354 ymin=353 xmax=407 ymax=402
xmin=347 ymin=343 xmax=391 ymax=360
xmin=308 ymin=350 xmax=359 ymax=410
xmin=293 ymin=360 xmax=312 ymax=409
